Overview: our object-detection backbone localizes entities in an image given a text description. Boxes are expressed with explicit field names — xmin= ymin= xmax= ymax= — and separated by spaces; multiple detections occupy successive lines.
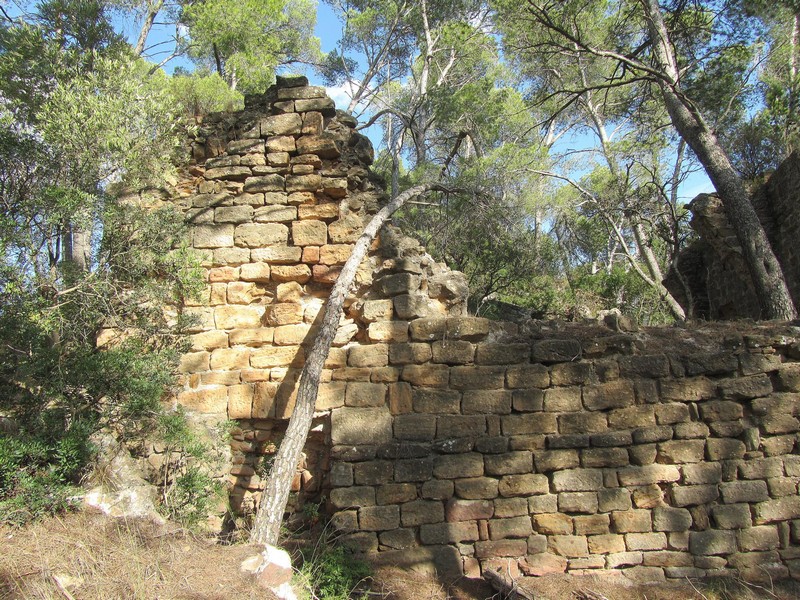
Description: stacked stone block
xmin=165 ymin=79 xmax=800 ymax=584
xmin=326 ymin=322 xmax=800 ymax=583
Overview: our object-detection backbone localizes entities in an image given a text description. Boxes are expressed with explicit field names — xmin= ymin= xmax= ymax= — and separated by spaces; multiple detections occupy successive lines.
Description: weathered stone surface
xmin=331 ymin=407 xmax=392 ymax=445
xmin=689 ymin=531 xmax=736 ymax=556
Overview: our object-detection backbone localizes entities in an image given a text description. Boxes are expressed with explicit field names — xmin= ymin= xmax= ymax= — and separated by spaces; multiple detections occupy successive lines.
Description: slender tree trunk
xmin=641 ymin=0 xmax=796 ymax=320
xmin=251 ymin=183 xmax=444 ymax=545
xmin=788 ymin=11 xmax=800 ymax=151
xmin=213 ymin=43 xmax=224 ymax=79
xmin=134 ymin=0 xmax=164 ymax=56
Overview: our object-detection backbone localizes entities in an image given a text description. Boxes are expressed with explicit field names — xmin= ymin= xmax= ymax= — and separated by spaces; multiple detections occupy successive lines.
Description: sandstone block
xmin=362 ymin=299 xmax=394 ymax=322
xmin=711 ymin=504 xmax=752 ymax=530
xmin=454 ymin=477 xmax=498 ymax=499
xmin=388 ymin=343 xmax=432 ymax=365
xmin=490 ymin=516 xmax=533 ymax=540
xmin=437 ymin=415 xmax=486 ymax=438
xmin=618 ymin=465 xmax=680 ymax=486
xmin=450 ymin=366 xmax=505 ymax=390
xmin=348 ymin=344 xmax=389 ymax=368
xmin=552 ymin=469 xmax=604 ymax=492
xmin=353 ymin=460 xmax=393 ymax=486
xmin=549 ymin=535 xmax=589 ymax=558
xmin=393 ymin=294 xmax=429 ymax=320
xmin=606 ymin=551 xmax=643 ymax=568
xmin=583 ymin=380 xmax=636 ymax=410
xmin=484 ymin=451 xmax=532 ymax=476
xmin=432 ymin=340 xmax=475 ymax=365
xmin=535 ymin=449 xmax=579 ymax=472
xmin=738 ymin=525 xmax=779 ymax=551
xmin=243 ymin=174 xmax=285 ymax=193
xmin=420 ymin=522 xmax=479 ymax=545
xmin=413 ymin=388 xmax=460 ymax=414
xmin=671 ymin=484 xmax=719 ymax=507
xmin=194 ymin=224 xmax=234 ymax=248
xmin=682 ymin=462 xmax=722 ymax=485
xmin=210 ymin=347 xmax=250 ymax=370
xmin=533 ymin=513 xmax=573 ymax=535
xmin=589 ymin=534 xmax=626 ymax=554
xmin=476 ymin=539 xmax=528 ymax=559
xmin=368 ymin=321 xmax=408 ymax=343
xmin=754 ymin=496 xmax=800 ymax=524
xmin=582 ymin=447 xmax=629 ymax=468
xmin=393 ymin=413 xmax=436 ymax=441
xmin=379 ymin=528 xmax=416 ymax=549
xmin=345 ymin=382 xmax=386 ymax=407
xmin=394 ymin=457 xmax=434 ymax=482
xmin=463 ymin=390 xmax=512 ymax=415
xmin=446 ymin=498 xmax=493 ymax=521
xmin=689 ymin=530 xmax=736 ymax=556
xmin=608 ymin=406 xmax=655 ymax=429
xmin=494 ymin=497 xmax=529 ymax=518
xmin=402 ymin=364 xmax=449 ymax=387
xmin=532 ymin=339 xmax=581 ymax=363
xmin=497 ymin=474 xmax=548 ymax=498
xmin=215 ymin=205 xmax=253 ymax=223
xmin=612 ymin=510 xmax=652 ymax=533
xmin=234 ymin=223 xmax=288 ymax=248
xmin=519 ymin=553 xmax=568 ymax=576
xmin=657 ymin=439 xmax=705 ymax=464
xmin=558 ymin=492 xmax=598 ymax=514
xmin=475 ymin=343 xmax=529 ymax=365
xmin=271 ymin=264 xmax=311 ymax=283
xmin=502 ymin=413 xmax=558 ymax=436
xmin=626 ymin=532 xmax=667 ymax=551
xmin=559 ymin=412 xmax=608 ymax=434
xmin=660 ymin=377 xmax=715 ymax=401
xmin=259 ymin=113 xmax=302 ymax=136
xmin=273 ymin=323 xmax=311 ymax=345
xmin=653 ymin=506 xmax=692 ymax=532
xmin=598 ymin=488 xmax=632 ymax=513
xmin=359 ymin=505 xmax=400 ymax=531
xmin=330 ymin=407 xmax=392 ymax=445
xmin=401 ymin=500 xmax=445 ymax=526
xmin=706 ymin=438 xmax=746 ymax=461
xmin=511 ymin=389 xmax=545 ymax=412
xmin=215 ymin=305 xmax=265 ymax=329
xmin=573 ymin=514 xmax=611 ymax=535
xmin=544 ymin=387 xmax=582 ymax=412
xmin=434 ymin=453 xmax=484 ymax=479
xmin=720 ymin=480 xmax=769 ymax=504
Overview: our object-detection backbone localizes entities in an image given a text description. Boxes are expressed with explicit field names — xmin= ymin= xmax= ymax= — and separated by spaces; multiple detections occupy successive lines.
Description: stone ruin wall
xmin=669 ymin=153 xmax=800 ymax=320
xmin=164 ymin=77 xmax=800 ymax=584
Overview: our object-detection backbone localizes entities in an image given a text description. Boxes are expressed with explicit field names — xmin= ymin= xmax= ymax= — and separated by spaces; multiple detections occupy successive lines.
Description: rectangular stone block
xmin=434 ymin=453 xmax=484 ymax=479
xmin=544 ymin=387 xmax=582 ymax=412
xmin=498 ymin=474 xmax=549 ymax=497
xmin=489 ymin=516 xmax=532 ymax=540
xmin=413 ymin=388 xmax=460 ymax=414
xmin=553 ymin=469 xmax=604 ymax=492
xmin=583 ymin=380 xmax=635 ymax=410
xmin=558 ymin=492 xmax=598 ymax=514
xmin=401 ymin=364 xmax=449 ymax=387
xmin=454 ymin=477 xmax=498 ymax=499
xmin=626 ymin=532 xmax=667 ymax=551
xmin=612 ymin=510 xmax=652 ymax=533
xmin=502 ymin=413 xmax=558 ymax=435
xmin=330 ymin=407 xmax=392 ymax=445
xmin=437 ymin=415 xmax=486 ymax=438
xmin=720 ymin=480 xmax=769 ymax=504
xmin=484 ymin=451 xmax=532 ymax=476
xmin=689 ymin=530 xmax=736 ymax=556
xmin=450 ymin=366 xmax=505 ymax=389
xmin=463 ymin=390 xmax=512 ymax=414
xmin=394 ymin=413 xmax=436 ymax=441
xmin=420 ymin=522 xmax=480 ymax=544
xmin=359 ymin=505 xmax=400 ymax=531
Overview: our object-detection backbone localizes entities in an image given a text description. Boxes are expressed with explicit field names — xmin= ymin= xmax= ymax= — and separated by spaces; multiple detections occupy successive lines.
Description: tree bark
xmin=251 ymin=183 xmax=444 ymax=545
xmin=640 ymin=0 xmax=797 ymax=320
xmin=133 ymin=0 xmax=164 ymax=57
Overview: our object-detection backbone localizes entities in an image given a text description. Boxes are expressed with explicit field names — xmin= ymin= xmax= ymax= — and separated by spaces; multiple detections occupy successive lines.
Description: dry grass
xmin=0 ymin=510 xmax=274 ymax=599
xmin=3 ymin=511 xmax=800 ymax=600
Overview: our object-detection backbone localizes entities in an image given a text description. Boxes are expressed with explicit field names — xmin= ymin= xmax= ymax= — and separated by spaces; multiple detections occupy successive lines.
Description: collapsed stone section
xmin=164 ymin=75 xmax=468 ymax=519
xmin=165 ymin=78 xmax=800 ymax=585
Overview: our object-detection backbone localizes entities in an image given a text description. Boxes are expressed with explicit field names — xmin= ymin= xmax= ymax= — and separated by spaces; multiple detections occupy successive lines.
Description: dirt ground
xmin=2 ymin=511 xmax=800 ymax=600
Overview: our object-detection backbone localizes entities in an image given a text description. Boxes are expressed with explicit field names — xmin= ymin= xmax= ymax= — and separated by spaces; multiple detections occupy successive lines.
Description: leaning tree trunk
xmin=251 ymin=183 xmax=443 ymax=545
xmin=641 ymin=0 xmax=797 ymax=321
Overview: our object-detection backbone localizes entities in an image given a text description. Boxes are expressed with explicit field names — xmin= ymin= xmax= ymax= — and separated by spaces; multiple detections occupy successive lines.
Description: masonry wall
xmin=163 ymin=79 xmax=800 ymax=584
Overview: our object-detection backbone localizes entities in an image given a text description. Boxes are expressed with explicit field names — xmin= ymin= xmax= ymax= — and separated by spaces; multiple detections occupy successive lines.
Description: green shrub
xmin=298 ymin=526 xmax=372 ymax=600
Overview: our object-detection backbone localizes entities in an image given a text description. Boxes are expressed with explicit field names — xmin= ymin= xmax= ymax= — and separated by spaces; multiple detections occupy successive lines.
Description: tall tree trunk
xmin=134 ymin=0 xmax=164 ymax=57
xmin=641 ymin=0 xmax=796 ymax=320
xmin=251 ymin=183 xmax=444 ymax=545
